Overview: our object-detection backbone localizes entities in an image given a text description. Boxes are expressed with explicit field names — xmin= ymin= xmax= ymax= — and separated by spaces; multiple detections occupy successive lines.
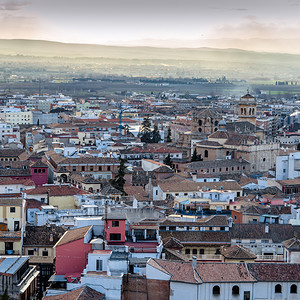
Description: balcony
xmin=0 ymin=250 xmax=20 ymax=255
xmin=29 ymin=255 xmax=54 ymax=264
xmin=187 ymin=254 xmax=222 ymax=261
xmin=255 ymin=255 xmax=284 ymax=262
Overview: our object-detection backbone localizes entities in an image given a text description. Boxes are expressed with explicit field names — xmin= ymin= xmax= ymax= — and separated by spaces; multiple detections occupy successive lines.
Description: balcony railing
xmin=0 ymin=250 xmax=20 ymax=255
xmin=187 ymin=254 xmax=222 ymax=261
xmin=255 ymin=255 xmax=284 ymax=261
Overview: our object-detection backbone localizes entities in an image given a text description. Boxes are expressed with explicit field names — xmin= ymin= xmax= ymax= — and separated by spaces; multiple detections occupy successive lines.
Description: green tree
xmin=152 ymin=125 xmax=161 ymax=143
xmin=166 ymin=128 xmax=172 ymax=143
xmin=191 ymin=148 xmax=203 ymax=162
xmin=191 ymin=148 xmax=198 ymax=162
xmin=140 ymin=117 xmax=152 ymax=143
xmin=1 ymin=286 xmax=9 ymax=300
xmin=163 ymin=154 xmax=173 ymax=167
xmin=110 ymin=157 xmax=127 ymax=194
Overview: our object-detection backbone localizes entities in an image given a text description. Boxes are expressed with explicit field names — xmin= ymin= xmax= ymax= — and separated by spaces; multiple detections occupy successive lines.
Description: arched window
xmin=213 ymin=286 xmax=220 ymax=295
xmin=204 ymin=150 xmax=208 ymax=158
xmin=232 ymin=285 xmax=239 ymax=295
xmin=275 ymin=284 xmax=282 ymax=294
xmin=291 ymin=284 xmax=297 ymax=294
xmin=198 ymin=128 xmax=202 ymax=132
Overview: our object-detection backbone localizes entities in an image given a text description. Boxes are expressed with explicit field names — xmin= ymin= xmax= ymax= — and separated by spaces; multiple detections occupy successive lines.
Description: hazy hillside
xmin=0 ymin=39 xmax=299 ymax=79
xmin=0 ymin=39 xmax=299 ymax=63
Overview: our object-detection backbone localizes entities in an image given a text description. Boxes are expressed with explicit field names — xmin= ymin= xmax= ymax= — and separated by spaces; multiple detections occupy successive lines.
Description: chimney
xmin=228 ymin=217 xmax=233 ymax=228
xmin=192 ymin=256 xmax=197 ymax=269
xmin=265 ymin=223 xmax=269 ymax=233
xmin=49 ymin=233 xmax=53 ymax=242
xmin=161 ymin=253 xmax=166 ymax=260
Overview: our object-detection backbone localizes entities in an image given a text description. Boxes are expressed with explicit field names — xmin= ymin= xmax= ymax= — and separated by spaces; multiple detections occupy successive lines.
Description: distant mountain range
xmin=0 ymin=39 xmax=299 ymax=79
xmin=0 ymin=38 xmax=299 ymax=63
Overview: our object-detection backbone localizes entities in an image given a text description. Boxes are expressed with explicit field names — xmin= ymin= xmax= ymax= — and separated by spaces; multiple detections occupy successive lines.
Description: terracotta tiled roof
xmin=230 ymin=224 xmax=300 ymax=243
xmin=248 ymin=263 xmax=300 ymax=281
xmin=25 ymin=185 xmax=86 ymax=196
xmin=158 ymin=180 xmax=242 ymax=193
xmin=208 ymin=131 xmax=229 ymax=140
xmin=123 ymin=186 xmax=149 ymax=202
xmin=149 ymin=259 xmax=255 ymax=283
xmin=196 ymin=140 xmax=223 ymax=147
xmin=55 ymin=226 xmax=92 ymax=247
xmin=148 ymin=259 xmax=201 ymax=283
xmin=221 ymin=245 xmax=257 ymax=259
xmin=196 ymin=262 xmax=256 ymax=282
xmin=160 ymin=231 xmax=231 ymax=244
xmin=277 ymin=179 xmax=300 ymax=186
xmin=282 ymin=236 xmax=300 ymax=251
xmin=162 ymin=236 xmax=184 ymax=249
xmin=24 ymin=225 xmax=66 ymax=246
xmin=43 ymin=285 xmax=105 ymax=300
xmin=0 ymin=197 xmax=22 ymax=206
xmin=26 ymin=199 xmax=43 ymax=209
xmin=0 ymin=149 xmax=25 ymax=157
xmin=0 ymin=178 xmax=35 ymax=186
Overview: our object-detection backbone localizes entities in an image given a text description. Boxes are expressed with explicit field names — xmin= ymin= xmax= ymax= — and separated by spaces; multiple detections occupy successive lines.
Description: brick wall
xmin=122 ymin=274 xmax=170 ymax=300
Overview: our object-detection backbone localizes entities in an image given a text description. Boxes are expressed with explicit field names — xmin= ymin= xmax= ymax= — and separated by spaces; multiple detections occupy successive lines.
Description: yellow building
xmin=0 ymin=197 xmax=25 ymax=255
xmin=5 ymin=111 xmax=33 ymax=125
xmin=24 ymin=185 xmax=86 ymax=209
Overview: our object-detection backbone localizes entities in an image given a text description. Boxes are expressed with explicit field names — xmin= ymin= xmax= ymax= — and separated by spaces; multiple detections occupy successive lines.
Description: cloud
xmin=0 ymin=1 xmax=30 ymax=11
xmin=0 ymin=14 xmax=43 ymax=39
xmin=208 ymin=6 xmax=248 ymax=11
xmin=208 ymin=18 xmax=300 ymax=40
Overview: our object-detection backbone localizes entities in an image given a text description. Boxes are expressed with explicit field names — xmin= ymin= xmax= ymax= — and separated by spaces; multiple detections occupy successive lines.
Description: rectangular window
xmin=34 ymin=169 xmax=37 ymax=173
xmin=107 ymin=166 xmax=111 ymax=171
xmin=110 ymin=233 xmax=121 ymax=241
xmin=99 ymin=166 xmax=102 ymax=171
xmin=199 ymin=249 xmax=204 ymax=254
xmin=112 ymin=221 xmax=119 ymax=227
xmin=10 ymin=207 xmax=15 ymax=213
xmin=192 ymin=249 xmax=197 ymax=255
xmin=90 ymin=166 xmax=94 ymax=171
xmin=185 ymin=249 xmax=190 ymax=254
xmin=81 ymin=166 xmax=85 ymax=171
xmin=96 ymin=259 xmax=103 ymax=271
xmin=28 ymin=250 xmax=34 ymax=255
xmin=42 ymin=250 xmax=48 ymax=257
xmin=73 ymin=166 xmax=76 ymax=171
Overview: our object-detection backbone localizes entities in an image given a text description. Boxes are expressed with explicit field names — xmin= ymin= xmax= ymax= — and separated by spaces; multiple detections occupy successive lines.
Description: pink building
xmin=0 ymin=159 xmax=48 ymax=186
xmin=30 ymin=161 xmax=48 ymax=186
xmin=54 ymin=226 xmax=93 ymax=279
xmin=105 ymin=217 xmax=126 ymax=244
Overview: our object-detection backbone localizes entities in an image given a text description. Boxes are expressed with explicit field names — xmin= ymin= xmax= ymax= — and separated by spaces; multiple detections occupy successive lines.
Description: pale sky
xmin=1 ymin=0 xmax=300 ymax=52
